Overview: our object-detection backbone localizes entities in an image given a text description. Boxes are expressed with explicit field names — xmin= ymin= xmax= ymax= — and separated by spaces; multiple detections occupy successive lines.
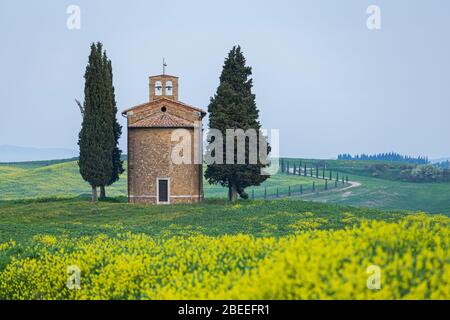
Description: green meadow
xmin=0 ymin=160 xmax=329 ymax=200
xmin=306 ymin=173 xmax=450 ymax=214
xmin=282 ymin=158 xmax=450 ymax=214
xmin=1 ymin=158 xmax=450 ymax=213
xmin=1 ymin=159 xmax=449 ymax=300
xmin=0 ymin=197 xmax=407 ymax=244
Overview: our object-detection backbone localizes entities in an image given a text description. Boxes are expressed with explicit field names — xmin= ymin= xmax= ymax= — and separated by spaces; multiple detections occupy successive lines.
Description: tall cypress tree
xmin=100 ymin=54 xmax=124 ymax=198
xmin=78 ymin=43 xmax=118 ymax=202
xmin=205 ymin=46 xmax=270 ymax=202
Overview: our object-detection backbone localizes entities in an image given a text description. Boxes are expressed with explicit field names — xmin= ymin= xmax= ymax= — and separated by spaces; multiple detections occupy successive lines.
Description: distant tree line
xmin=337 ymin=152 xmax=429 ymax=164
xmin=279 ymin=159 xmax=349 ymax=184
xmin=434 ymin=160 xmax=450 ymax=169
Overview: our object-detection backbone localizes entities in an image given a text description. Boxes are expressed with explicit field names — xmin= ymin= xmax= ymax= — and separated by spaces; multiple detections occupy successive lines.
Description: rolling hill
xmin=0 ymin=160 xmax=326 ymax=201
xmin=0 ymin=159 xmax=449 ymax=299
xmin=1 ymin=158 xmax=450 ymax=213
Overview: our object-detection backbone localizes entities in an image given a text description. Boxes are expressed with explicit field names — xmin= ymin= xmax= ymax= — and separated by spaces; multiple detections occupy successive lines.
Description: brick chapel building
xmin=122 ymin=74 xmax=206 ymax=204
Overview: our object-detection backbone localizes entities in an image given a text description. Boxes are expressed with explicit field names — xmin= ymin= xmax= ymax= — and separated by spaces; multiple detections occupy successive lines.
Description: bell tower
xmin=149 ymin=74 xmax=179 ymax=102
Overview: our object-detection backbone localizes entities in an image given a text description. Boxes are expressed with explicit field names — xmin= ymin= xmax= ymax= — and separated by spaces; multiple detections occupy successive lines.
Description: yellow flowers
xmin=34 ymin=235 xmax=58 ymax=246
xmin=288 ymin=217 xmax=328 ymax=232
xmin=0 ymin=240 xmax=16 ymax=252
xmin=0 ymin=214 xmax=448 ymax=300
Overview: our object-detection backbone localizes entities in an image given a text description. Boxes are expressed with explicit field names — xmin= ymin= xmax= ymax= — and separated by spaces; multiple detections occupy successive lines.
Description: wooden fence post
xmin=288 ymin=186 xmax=291 ymax=197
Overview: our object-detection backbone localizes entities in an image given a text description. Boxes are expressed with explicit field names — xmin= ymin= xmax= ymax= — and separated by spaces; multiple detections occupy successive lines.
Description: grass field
xmin=0 ymin=197 xmax=406 ymax=244
xmin=307 ymin=173 xmax=450 ymax=214
xmin=0 ymin=198 xmax=448 ymax=299
xmin=288 ymin=158 xmax=415 ymax=178
xmin=2 ymin=158 xmax=450 ymax=213
xmin=279 ymin=158 xmax=450 ymax=214
xmin=0 ymin=160 xmax=332 ymax=201
xmin=1 ymin=158 xmax=449 ymax=299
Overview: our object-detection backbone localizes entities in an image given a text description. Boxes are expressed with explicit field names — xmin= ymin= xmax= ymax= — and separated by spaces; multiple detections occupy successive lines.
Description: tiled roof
xmin=129 ymin=113 xmax=194 ymax=128
xmin=122 ymin=97 xmax=207 ymax=116
xmin=149 ymin=74 xmax=179 ymax=78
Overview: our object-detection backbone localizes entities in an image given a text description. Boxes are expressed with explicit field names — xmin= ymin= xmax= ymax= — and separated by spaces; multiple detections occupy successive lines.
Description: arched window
xmin=165 ymin=81 xmax=173 ymax=96
xmin=155 ymin=81 xmax=162 ymax=96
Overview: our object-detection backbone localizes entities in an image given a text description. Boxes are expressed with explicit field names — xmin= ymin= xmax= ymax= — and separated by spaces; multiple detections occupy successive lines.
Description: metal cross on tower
xmin=163 ymin=58 xmax=167 ymax=75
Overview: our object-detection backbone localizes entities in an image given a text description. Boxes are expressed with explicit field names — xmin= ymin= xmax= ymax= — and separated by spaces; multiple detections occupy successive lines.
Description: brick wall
xmin=128 ymin=127 xmax=203 ymax=204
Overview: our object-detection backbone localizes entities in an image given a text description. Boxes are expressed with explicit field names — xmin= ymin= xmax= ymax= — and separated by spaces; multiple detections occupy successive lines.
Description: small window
xmin=158 ymin=179 xmax=169 ymax=204
xmin=155 ymin=81 xmax=162 ymax=96
xmin=161 ymin=106 xmax=167 ymax=112
xmin=166 ymin=81 xmax=173 ymax=96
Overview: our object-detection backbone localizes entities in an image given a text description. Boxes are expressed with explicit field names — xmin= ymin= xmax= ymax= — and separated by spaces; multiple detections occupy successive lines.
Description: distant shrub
xmin=409 ymin=165 xmax=444 ymax=182
xmin=364 ymin=163 xmax=450 ymax=183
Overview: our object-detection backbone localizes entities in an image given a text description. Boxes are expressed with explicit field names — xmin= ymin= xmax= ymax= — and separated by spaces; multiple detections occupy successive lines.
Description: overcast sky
xmin=1 ymin=0 xmax=449 ymax=159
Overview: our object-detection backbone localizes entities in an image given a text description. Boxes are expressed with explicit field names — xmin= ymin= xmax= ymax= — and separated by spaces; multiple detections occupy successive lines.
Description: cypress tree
xmin=102 ymin=55 xmax=124 ymax=198
xmin=78 ymin=43 xmax=112 ymax=201
xmin=205 ymin=46 xmax=270 ymax=202
xmin=78 ymin=43 xmax=122 ymax=201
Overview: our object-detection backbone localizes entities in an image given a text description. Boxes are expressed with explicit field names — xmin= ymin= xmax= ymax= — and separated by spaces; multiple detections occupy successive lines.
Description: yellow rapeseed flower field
xmin=0 ymin=214 xmax=448 ymax=300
